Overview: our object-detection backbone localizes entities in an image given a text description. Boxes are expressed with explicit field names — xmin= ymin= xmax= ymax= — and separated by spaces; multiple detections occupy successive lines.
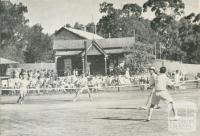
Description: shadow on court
xmin=98 ymin=107 xmax=139 ymax=110
xmin=94 ymin=117 xmax=163 ymax=122
xmin=0 ymin=101 xmax=17 ymax=105
xmin=0 ymin=99 xmax=72 ymax=105
xmin=25 ymin=99 xmax=73 ymax=104
xmin=94 ymin=117 xmax=147 ymax=122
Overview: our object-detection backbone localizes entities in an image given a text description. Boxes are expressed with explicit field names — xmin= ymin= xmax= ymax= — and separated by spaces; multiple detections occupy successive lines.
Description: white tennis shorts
xmin=151 ymin=90 xmax=174 ymax=105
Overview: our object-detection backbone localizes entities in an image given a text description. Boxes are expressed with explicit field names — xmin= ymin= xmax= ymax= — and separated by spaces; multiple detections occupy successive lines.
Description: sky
xmin=11 ymin=0 xmax=200 ymax=34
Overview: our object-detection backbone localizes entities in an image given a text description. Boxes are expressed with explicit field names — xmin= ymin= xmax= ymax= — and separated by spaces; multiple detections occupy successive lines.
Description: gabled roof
xmin=81 ymin=41 xmax=107 ymax=56
xmin=0 ymin=57 xmax=19 ymax=64
xmin=55 ymin=27 xmax=104 ymax=40
xmin=53 ymin=37 xmax=136 ymax=50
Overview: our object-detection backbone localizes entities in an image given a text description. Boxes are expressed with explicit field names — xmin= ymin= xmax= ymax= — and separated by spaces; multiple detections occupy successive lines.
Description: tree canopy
xmin=142 ymin=0 xmax=199 ymax=63
xmin=97 ymin=2 xmax=156 ymax=44
xmin=0 ymin=1 xmax=53 ymax=63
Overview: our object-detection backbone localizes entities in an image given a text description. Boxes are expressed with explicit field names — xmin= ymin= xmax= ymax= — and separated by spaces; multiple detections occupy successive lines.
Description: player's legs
xmin=73 ymin=88 xmax=83 ymax=102
xmin=146 ymin=104 xmax=155 ymax=121
xmin=17 ymin=95 xmax=22 ymax=104
xmin=146 ymin=92 xmax=160 ymax=121
xmin=17 ymin=90 xmax=24 ymax=104
xmin=159 ymin=91 xmax=180 ymax=120
xmin=85 ymin=87 xmax=93 ymax=101
xmin=146 ymin=92 xmax=153 ymax=105
xmin=169 ymin=102 xmax=178 ymax=117
xmin=20 ymin=90 xmax=27 ymax=104
xmin=73 ymin=86 xmax=92 ymax=102
xmin=165 ymin=101 xmax=180 ymax=120
xmin=21 ymin=92 xmax=26 ymax=102
xmin=144 ymin=90 xmax=160 ymax=109
xmin=73 ymin=89 xmax=81 ymax=102
xmin=141 ymin=91 xmax=153 ymax=110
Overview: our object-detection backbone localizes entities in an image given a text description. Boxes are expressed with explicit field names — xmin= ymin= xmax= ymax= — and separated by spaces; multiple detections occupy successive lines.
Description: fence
xmin=0 ymin=79 xmax=199 ymax=96
xmin=183 ymin=80 xmax=200 ymax=89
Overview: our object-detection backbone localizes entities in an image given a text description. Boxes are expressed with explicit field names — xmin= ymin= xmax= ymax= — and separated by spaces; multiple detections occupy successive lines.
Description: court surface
xmin=0 ymin=89 xmax=200 ymax=136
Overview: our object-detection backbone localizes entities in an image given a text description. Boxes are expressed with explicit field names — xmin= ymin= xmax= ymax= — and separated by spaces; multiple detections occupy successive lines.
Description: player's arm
xmin=166 ymin=77 xmax=174 ymax=87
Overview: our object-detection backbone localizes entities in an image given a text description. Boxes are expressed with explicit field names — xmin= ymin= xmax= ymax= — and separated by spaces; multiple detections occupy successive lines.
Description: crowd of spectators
xmin=1 ymin=68 xmax=192 ymax=95
xmin=1 ymin=68 xmax=151 ymax=94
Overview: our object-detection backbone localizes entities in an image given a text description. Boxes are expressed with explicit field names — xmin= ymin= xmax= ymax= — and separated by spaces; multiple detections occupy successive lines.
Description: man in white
xmin=146 ymin=67 xmax=180 ymax=121
xmin=17 ymin=70 xmax=30 ymax=104
xmin=141 ymin=67 xmax=159 ymax=109
xmin=72 ymin=75 xmax=93 ymax=102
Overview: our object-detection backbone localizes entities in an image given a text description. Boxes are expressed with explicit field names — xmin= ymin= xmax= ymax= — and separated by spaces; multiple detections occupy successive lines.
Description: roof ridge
xmin=63 ymin=27 xmax=104 ymax=39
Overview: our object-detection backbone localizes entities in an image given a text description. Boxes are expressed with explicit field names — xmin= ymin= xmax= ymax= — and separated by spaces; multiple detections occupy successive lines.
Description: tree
xmin=86 ymin=22 xmax=95 ymax=33
xmin=73 ymin=22 xmax=84 ymax=30
xmin=65 ymin=24 xmax=71 ymax=28
xmin=0 ymin=1 xmax=28 ymax=62
xmin=143 ymin=0 xmax=186 ymax=62
xmin=143 ymin=0 xmax=185 ymax=45
xmin=0 ymin=2 xmax=28 ymax=45
xmin=99 ymin=2 xmax=115 ymax=15
xmin=97 ymin=2 xmax=156 ymax=43
xmin=0 ymin=1 xmax=53 ymax=63
xmin=23 ymin=24 xmax=53 ymax=63
xmin=122 ymin=3 xmax=142 ymax=17
xmin=124 ymin=43 xmax=155 ymax=74
xmin=143 ymin=0 xmax=185 ymax=16
xmin=97 ymin=2 xmax=122 ymax=38
xmin=177 ymin=13 xmax=200 ymax=63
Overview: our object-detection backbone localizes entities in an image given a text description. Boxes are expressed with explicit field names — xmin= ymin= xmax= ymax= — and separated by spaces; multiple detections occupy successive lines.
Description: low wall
xmin=17 ymin=63 xmax=55 ymax=71
xmin=154 ymin=59 xmax=200 ymax=74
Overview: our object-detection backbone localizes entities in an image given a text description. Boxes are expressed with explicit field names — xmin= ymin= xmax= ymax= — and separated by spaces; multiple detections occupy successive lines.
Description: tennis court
xmin=0 ymin=89 xmax=199 ymax=136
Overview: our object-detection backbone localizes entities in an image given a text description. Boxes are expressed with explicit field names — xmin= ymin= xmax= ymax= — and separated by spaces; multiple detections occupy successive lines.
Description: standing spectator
xmin=173 ymin=70 xmax=181 ymax=92
xmin=35 ymin=76 xmax=43 ymax=94
xmin=125 ymin=67 xmax=131 ymax=79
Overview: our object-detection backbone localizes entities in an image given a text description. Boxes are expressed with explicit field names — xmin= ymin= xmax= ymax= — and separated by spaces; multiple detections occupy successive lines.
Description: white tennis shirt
xmin=155 ymin=74 xmax=173 ymax=91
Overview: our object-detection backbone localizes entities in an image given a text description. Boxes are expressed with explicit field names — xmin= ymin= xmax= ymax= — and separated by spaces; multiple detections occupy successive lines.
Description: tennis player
xmin=146 ymin=67 xmax=180 ymax=121
xmin=72 ymin=75 xmax=93 ymax=102
xmin=141 ymin=67 xmax=160 ymax=110
xmin=17 ymin=70 xmax=30 ymax=104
